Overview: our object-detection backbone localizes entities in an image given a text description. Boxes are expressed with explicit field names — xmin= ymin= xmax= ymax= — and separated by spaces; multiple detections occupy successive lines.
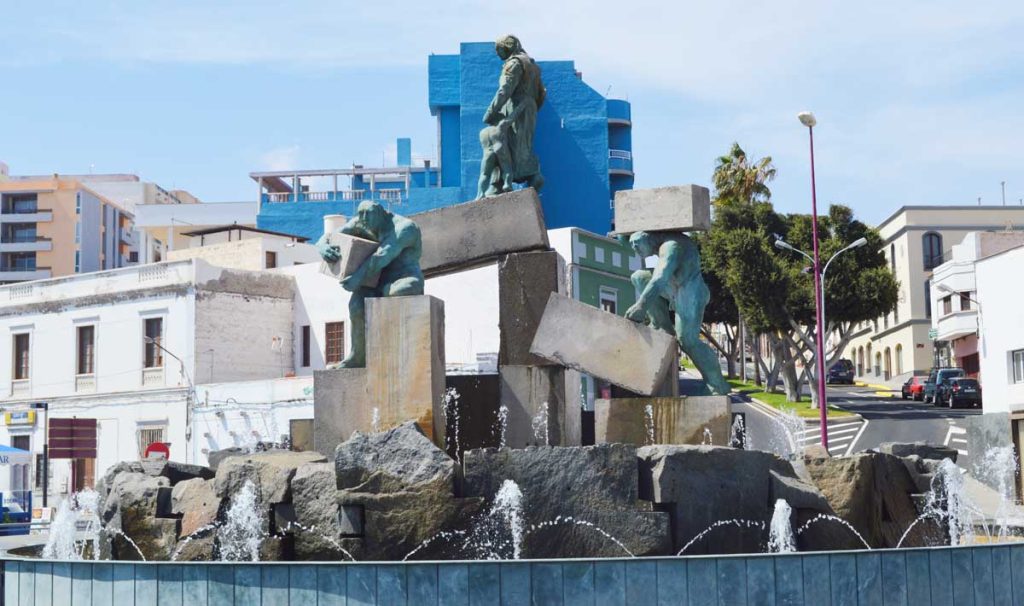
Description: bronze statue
xmin=624 ymin=231 xmax=731 ymax=396
xmin=478 ymin=34 xmax=545 ymax=198
xmin=315 ymin=201 xmax=424 ymax=368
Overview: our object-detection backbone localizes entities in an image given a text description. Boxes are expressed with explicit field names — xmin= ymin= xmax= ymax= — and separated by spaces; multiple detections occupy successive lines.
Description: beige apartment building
xmin=847 ymin=205 xmax=1024 ymax=384
xmin=0 ymin=176 xmax=135 ymax=283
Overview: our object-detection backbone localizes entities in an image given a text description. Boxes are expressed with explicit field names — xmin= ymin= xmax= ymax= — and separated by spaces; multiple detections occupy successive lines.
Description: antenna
xmin=1002 ymin=181 xmax=1007 ymax=205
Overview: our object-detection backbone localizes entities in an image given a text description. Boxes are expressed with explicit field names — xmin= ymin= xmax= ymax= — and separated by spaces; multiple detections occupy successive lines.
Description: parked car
xmin=937 ymin=377 xmax=982 ymax=409
xmin=901 ymin=376 xmax=926 ymax=401
xmin=827 ymin=359 xmax=856 ymax=384
xmin=924 ymin=367 xmax=965 ymax=404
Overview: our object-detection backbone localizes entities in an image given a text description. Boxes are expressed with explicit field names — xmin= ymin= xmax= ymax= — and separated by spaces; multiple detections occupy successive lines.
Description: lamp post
xmin=30 ymin=402 xmax=49 ymax=507
xmin=774 ymin=236 xmax=867 ymax=435
xmin=144 ymin=337 xmax=195 ymax=462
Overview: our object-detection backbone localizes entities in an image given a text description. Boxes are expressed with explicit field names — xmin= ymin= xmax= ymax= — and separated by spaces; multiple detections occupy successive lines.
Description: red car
xmin=901 ymin=376 xmax=925 ymax=401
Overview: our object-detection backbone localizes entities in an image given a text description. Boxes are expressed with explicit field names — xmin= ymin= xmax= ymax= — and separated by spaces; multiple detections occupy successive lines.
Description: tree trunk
xmin=739 ymin=315 xmax=747 ymax=383
xmin=781 ymin=362 xmax=801 ymax=402
xmin=753 ymin=333 xmax=763 ymax=387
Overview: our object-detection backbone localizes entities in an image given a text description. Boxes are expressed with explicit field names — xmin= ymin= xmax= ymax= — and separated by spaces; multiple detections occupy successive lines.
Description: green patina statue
xmin=477 ymin=34 xmax=545 ymax=198
xmin=315 ymin=201 xmax=424 ymax=368
xmin=624 ymin=231 xmax=731 ymax=396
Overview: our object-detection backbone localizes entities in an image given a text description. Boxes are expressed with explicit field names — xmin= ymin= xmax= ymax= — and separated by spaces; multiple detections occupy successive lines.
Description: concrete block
xmin=313 ymin=367 xmax=369 ymax=456
xmin=499 ymin=365 xmax=582 ymax=447
xmin=529 ymin=293 xmax=678 ymax=395
xmin=413 ymin=188 xmax=550 ymax=276
xmin=366 ymin=295 xmax=446 ymax=445
xmin=318 ymin=232 xmax=379 ymax=287
xmin=594 ymin=396 xmax=731 ymax=446
xmin=498 ymin=250 xmax=565 ymax=366
xmin=612 ymin=185 xmax=712 ymax=234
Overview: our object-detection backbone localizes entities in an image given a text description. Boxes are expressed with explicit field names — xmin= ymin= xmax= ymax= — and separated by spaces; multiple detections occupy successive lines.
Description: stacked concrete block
xmin=497 ymin=250 xmax=565 ymax=367
xmin=414 ymin=188 xmax=550 ymax=276
xmin=313 ymin=295 xmax=445 ymax=455
xmin=317 ymin=232 xmax=379 ymax=286
xmin=499 ymin=366 xmax=582 ymax=447
xmin=594 ymin=396 xmax=731 ymax=446
xmin=612 ymin=185 xmax=712 ymax=234
xmin=530 ymin=293 xmax=678 ymax=395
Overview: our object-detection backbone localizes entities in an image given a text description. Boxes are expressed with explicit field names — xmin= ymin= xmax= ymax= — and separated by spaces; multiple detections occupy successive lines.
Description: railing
xmin=0 ymin=235 xmax=46 ymax=244
xmin=75 ymin=374 xmax=96 ymax=393
xmin=609 ymin=150 xmax=632 ymax=160
xmin=0 ymin=207 xmax=48 ymax=215
xmin=9 ymin=284 xmax=33 ymax=300
xmin=138 ymin=265 xmax=169 ymax=282
xmin=0 ymin=266 xmax=50 ymax=273
xmin=142 ymin=367 xmax=164 ymax=387
xmin=264 ymin=190 xmax=402 ymax=203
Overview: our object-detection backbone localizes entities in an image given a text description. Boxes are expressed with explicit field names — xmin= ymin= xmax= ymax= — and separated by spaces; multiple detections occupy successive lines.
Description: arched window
xmin=884 ymin=347 xmax=892 ymax=380
xmin=857 ymin=346 xmax=865 ymax=376
xmin=895 ymin=344 xmax=903 ymax=375
xmin=867 ymin=343 xmax=874 ymax=374
xmin=923 ymin=232 xmax=943 ymax=270
xmin=875 ymin=352 xmax=882 ymax=376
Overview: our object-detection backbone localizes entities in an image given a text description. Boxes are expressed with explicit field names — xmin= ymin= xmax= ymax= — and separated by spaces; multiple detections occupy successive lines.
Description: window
xmin=325 ymin=322 xmax=344 ymax=365
xmin=579 ymin=243 xmax=587 ymax=259
xmin=942 ymin=296 xmax=952 ymax=316
xmin=895 ymin=344 xmax=903 ymax=375
xmin=611 ymin=251 xmax=622 ymax=267
xmin=959 ymin=292 xmax=971 ymax=311
xmin=1013 ymin=350 xmax=1024 ymax=384
xmin=301 ymin=325 xmax=311 ymax=368
xmin=13 ymin=333 xmax=29 ymax=380
xmin=2 ymin=224 xmax=36 ymax=243
xmin=599 ymin=288 xmax=618 ymax=314
xmin=922 ymin=232 xmax=943 ymax=270
xmin=5 ymin=194 xmax=37 ymax=214
xmin=924 ymin=280 xmax=932 ymax=319
xmin=144 ymin=318 xmax=163 ymax=368
xmin=129 ymin=251 xmax=138 ymax=263
xmin=4 ymin=252 xmax=36 ymax=271
xmin=595 ymin=247 xmax=605 ymax=263
xmin=77 ymin=325 xmax=95 ymax=375
xmin=890 ymin=243 xmax=896 ymax=272
xmin=894 ymin=300 xmax=899 ymax=323
xmin=74 ymin=251 xmax=80 ymax=273
xmin=136 ymin=426 xmax=166 ymax=458
xmin=75 ymin=222 xmax=81 ymax=244
xmin=76 ymin=193 xmax=81 ymax=215
xmin=265 ymin=251 xmax=278 ymax=269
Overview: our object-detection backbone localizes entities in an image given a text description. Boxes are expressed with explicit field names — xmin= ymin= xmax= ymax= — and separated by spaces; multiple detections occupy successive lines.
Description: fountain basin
xmin=3 ymin=543 xmax=1023 ymax=605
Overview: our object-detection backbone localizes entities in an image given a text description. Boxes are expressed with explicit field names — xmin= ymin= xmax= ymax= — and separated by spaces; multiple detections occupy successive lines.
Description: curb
xmin=737 ymin=394 xmax=863 ymax=425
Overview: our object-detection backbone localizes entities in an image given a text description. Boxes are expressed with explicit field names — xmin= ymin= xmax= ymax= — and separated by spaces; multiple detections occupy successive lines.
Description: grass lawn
xmin=728 ymin=379 xmax=854 ymax=418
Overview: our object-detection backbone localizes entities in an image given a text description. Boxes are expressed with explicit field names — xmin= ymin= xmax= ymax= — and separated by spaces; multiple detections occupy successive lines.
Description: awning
xmin=0 ymin=445 xmax=32 ymax=466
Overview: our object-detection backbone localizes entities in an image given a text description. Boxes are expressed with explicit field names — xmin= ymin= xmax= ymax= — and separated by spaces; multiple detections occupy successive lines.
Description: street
xmin=733 ymin=384 xmax=982 ymax=468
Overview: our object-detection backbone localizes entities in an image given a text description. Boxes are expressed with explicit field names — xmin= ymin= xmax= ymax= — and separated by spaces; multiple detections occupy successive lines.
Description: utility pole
xmin=31 ymin=402 xmax=49 ymax=508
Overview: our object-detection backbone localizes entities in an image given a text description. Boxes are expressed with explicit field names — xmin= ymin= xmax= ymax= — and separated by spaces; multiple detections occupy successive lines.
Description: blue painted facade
xmin=257 ymin=42 xmax=632 ymax=240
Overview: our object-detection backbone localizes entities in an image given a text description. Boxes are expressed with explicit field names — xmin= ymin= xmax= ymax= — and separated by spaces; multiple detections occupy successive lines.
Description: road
xmin=732 ymin=384 xmax=981 ymax=468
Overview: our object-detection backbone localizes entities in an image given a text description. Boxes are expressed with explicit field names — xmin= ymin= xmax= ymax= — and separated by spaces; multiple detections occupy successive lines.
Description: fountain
xmin=495 ymin=402 xmax=509 ymax=449
xmin=442 ymin=387 xmax=462 ymax=460
xmin=217 ymin=480 xmax=264 ymax=562
xmin=492 ymin=480 xmax=525 ymax=559
xmin=42 ymin=489 xmax=100 ymax=561
xmin=644 ymin=404 xmax=655 ymax=445
xmin=531 ymin=401 xmax=549 ymax=446
xmin=767 ymin=499 xmax=796 ymax=553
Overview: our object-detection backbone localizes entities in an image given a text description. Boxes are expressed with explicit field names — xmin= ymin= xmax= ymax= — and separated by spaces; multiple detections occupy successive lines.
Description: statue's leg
xmin=494 ymin=144 xmax=514 ymax=192
xmin=674 ymin=281 xmax=731 ymax=395
xmin=477 ymin=156 xmax=494 ymax=199
xmin=631 ymin=269 xmax=673 ymax=333
xmin=339 ymin=286 xmax=373 ymax=368
xmin=383 ymin=276 xmax=425 ymax=297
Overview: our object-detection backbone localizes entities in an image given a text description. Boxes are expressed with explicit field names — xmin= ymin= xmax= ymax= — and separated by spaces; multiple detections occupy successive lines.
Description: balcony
xmin=607 ymin=99 xmax=632 ymax=125
xmin=609 ymin=150 xmax=634 ymax=175
xmin=0 ymin=236 xmax=52 ymax=253
xmin=0 ymin=209 xmax=52 ymax=223
xmin=0 ymin=267 xmax=51 ymax=282
xmin=142 ymin=367 xmax=164 ymax=387
xmin=935 ymin=309 xmax=978 ymax=341
xmin=10 ymin=379 xmax=29 ymax=399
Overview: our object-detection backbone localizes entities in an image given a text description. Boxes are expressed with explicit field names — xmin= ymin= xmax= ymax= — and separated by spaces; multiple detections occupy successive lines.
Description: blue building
xmin=255 ymin=42 xmax=633 ymax=239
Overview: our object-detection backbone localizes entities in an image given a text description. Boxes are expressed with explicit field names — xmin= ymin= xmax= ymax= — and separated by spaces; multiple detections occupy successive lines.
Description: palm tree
xmin=712 ymin=143 xmax=776 ymax=206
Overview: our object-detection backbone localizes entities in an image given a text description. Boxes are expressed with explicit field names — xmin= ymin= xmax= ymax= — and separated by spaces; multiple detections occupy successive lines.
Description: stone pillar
xmin=313 ymin=295 xmax=445 ymax=455
xmin=594 ymin=396 xmax=731 ymax=446
xmin=366 ymin=295 xmax=446 ymax=442
xmin=498 ymin=250 xmax=564 ymax=367
xmin=499 ymin=366 xmax=582 ymax=447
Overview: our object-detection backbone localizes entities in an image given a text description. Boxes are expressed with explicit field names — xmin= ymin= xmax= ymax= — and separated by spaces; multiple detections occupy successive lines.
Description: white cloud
xmin=257 ymin=145 xmax=300 ymax=171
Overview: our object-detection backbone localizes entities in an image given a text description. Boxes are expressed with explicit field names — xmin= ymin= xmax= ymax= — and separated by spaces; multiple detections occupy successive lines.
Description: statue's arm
xmin=348 ymin=225 xmax=417 ymax=287
xmin=484 ymin=59 xmax=523 ymax=124
xmin=339 ymin=217 xmax=376 ymax=241
xmin=636 ymin=242 xmax=681 ymax=306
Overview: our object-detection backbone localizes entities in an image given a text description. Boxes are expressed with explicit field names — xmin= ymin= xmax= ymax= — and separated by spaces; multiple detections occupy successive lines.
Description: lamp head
xmin=798 ymin=111 xmax=817 ymax=128
xmin=774 ymin=239 xmax=793 ymax=252
xmin=850 ymin=237 xmax=868 ymax=249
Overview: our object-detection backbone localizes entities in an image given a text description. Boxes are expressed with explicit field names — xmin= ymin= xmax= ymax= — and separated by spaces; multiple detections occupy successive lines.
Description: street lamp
xmin=144 ymin=337 xmax=195 ymax=462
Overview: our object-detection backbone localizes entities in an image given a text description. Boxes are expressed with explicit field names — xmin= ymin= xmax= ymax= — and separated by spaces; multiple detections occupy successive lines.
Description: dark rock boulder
xmin=637 ymin=445 xmax=841 ymax=554
xmin=335 ymin=421 xmax=455 ymax=493
xmin=462 ymin=444 xmax=672 ymax=558
xmin=207 ymin=447 xmax=248 ymax=471
xmin=214 ymin=450 xmax=326 ymax=505
xmin=101 ymin=472 xmax=178 ymax=561
xmin=159 ymin=461 xmax=215 ymax=485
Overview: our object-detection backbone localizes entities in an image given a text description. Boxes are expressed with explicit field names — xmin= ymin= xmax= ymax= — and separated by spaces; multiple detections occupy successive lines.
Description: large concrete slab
xmin=529 ymin=293 xmax=678 ymax=395
xmin=366 ymin=295 xmax=446 ymax=444
xmin=612 ymin=185 xmax=712 ymax=234
xmin=313 ymin=368 xmax=370 ymax=456
xmin=594 ymin=396 xmax=730 ymax=446
xmin=499 ymin=365 xmax=582 ymax=447
xmin=413 ymin=188 xmax=550 ymax=276
xmin=498 ymin=250 xmax=565 ymax=366
xmin=318 ymin=231 xmax=379 ymax=286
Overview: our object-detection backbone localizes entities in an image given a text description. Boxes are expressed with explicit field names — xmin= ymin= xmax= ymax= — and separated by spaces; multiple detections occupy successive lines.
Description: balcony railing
xmin=75 ymin=374 xmax=97 ymax=393
xmin=609 ymin=149 xmax=634 ymax=173
xmin=0 ymin=265 xmax=50 ymax=273
xmin=264 ymin=189 xmax=405 ymax=204
xmin=1 ymin=206 xmax=51 ymax=215
xmin=0 ymin=235 xmax=48 ymax=244
xmin=10 ymin=379 xmax=29 ymax=398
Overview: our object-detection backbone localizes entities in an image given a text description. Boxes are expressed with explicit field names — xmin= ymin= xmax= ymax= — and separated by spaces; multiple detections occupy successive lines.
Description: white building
xmin=0 ymin=259 xmax=295 ymax=501
xmin=975 ymin=245 xmax=1024 ymax=416
xmin=930 ymin=231 xmax=1024 ymax=376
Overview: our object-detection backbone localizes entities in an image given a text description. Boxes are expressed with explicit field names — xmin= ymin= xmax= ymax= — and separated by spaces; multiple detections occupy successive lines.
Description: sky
xmin=3 ymin=0 xmax=1024 ymax=225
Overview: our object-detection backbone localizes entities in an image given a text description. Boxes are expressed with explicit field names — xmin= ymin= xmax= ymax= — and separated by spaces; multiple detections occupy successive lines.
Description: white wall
xmin=192 ymin=377 xmax=313 ymax=465
xmin=425 ymin=264 xmax=500 ymax=368
xmin=977 ymin=246 xmax=1024 ymax=414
